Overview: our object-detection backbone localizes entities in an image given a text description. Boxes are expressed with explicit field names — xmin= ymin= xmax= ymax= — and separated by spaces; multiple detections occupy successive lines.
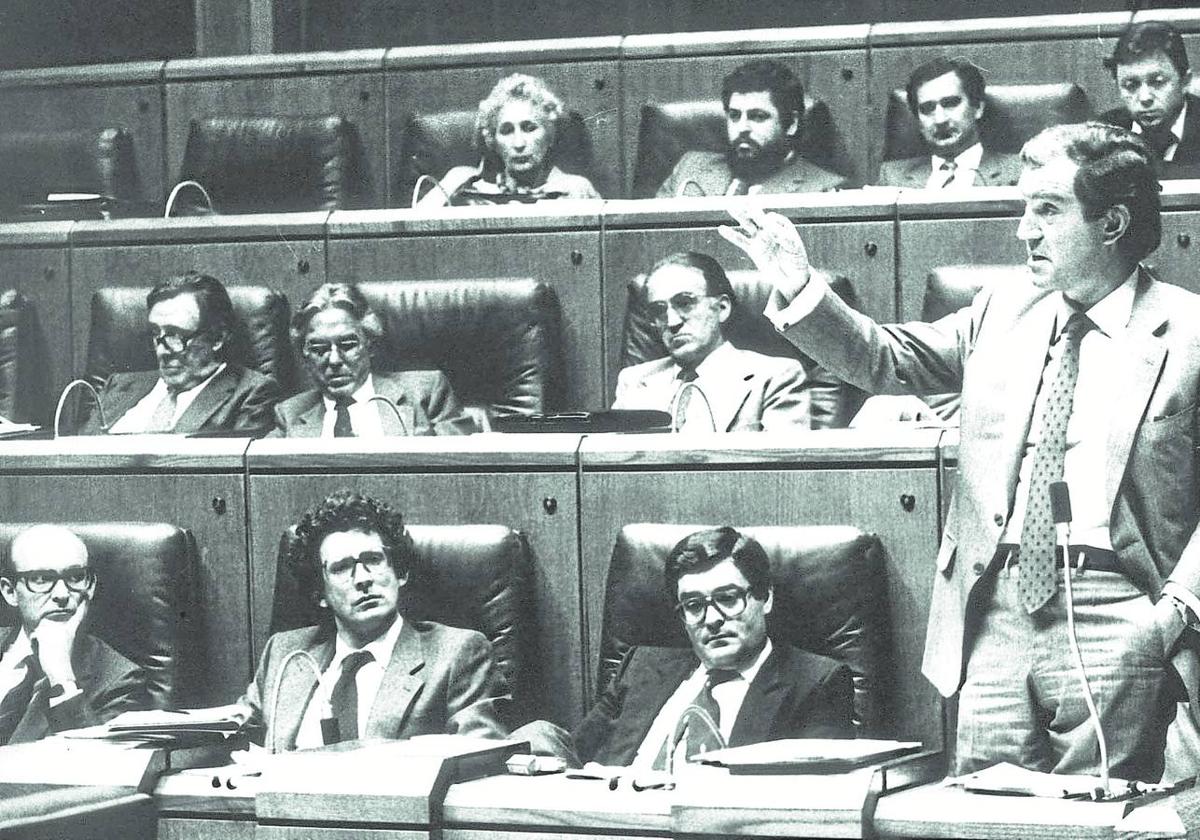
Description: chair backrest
xmin=0 ymin=128 xmax=139 ymax=209
xmin=620 ymin=269 xmax=867 ymax=428
xmin=397 ymin=108 xmax=604 ymax=205
xmin=85 ymin=285 xmax=296 ymax=393
xmin=269 ymin=524 xmax=535 ymax=717
xmin=0 ymin=522 xmax=199 ymax=708
xmin=882 ymin=82 xmax=1092 ymax=162
xmin=921 ymin=264 xmax=1022 ymax=321
xmin=631 ymin=97 xmax=841 ymax=198
xmin=597 ymin=523 xmax=891 ymax=737
xmin=0 ymin=290 xmax=51 ymax=425
xmin=355 ymin=278 xmax=565 ymax=419
xmin=177 ymin=116 xmax=364 ymax=214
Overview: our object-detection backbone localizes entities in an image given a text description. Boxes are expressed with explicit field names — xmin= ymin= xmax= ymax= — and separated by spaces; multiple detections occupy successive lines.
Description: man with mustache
xmin=876 ymin=57 xmax=1021 ymax=189
xmin=656 ymin=60 xmax=849 ymax=198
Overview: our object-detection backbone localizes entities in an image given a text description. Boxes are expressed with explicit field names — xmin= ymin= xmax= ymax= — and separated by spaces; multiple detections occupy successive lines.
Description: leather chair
xmin=0 ymin=128 xmax=139 ymax=211
xmin=269 ymin=524 xmax=535 ymax=720
xmin=176 ymin=116 xmax=365 ymax=214
xmin=631 ymin=97 xmax=844 ymax=198
xmin=596 ymin=523 xmax=891 ymax=737
xmin=397 ymin=108 xmax=604 ymax=205
xmin=620 ymin=270 xmax=867 ymax=429
xmin=882 ymin=82 xmax=1092 ymax=163
xmin=0 ymin=522 xmax=200 ymax=708
xmin=356 ymin=278 xmax=566 ymax=421
xmin=0 ymin=290 xmax=52 ymax=425
xmin=84 ymin=285 xmax=296 ymax=395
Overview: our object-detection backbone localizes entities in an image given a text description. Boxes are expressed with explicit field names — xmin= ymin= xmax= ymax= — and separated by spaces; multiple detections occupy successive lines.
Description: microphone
xmin=674 ymin=178 xmax=706 ymax=198
xmin=366 ymin=395 xmax=410 ymax=436
xmin=54 ymin=379 xmax=107 ymax=439
xmin=268 ymin=649 xmax=333 ymax=753
xmin=411 ymin=174 xmax=452 ymax=208
xmin=164 ymin=180 xmax=214 ymax=218
xmin=669 ymin=381 xmax=716 ymax=433
xmin=668 ymin=704 xmax=724 ymax=774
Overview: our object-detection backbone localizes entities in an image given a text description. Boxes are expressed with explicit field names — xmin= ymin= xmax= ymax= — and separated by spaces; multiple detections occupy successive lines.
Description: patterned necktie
xmin=656 ymin=668 xmax=739 ymax=770
xmin=1017 ymin=312 xmax=1094 ymax=613
xmin=0 ymin=655 xmax=42 ymax=746
xmin=933 ymin=159 xmax=957 ymax=189
xmin=672 ymin=368 xmax=699 ymax=431
xmin=333 ymin=397 xmax=355 ymax=438
xmin=329 ymin=650 xmax=374 ymax=742
xmin=145 ymin=390 xmax=178 ymax=432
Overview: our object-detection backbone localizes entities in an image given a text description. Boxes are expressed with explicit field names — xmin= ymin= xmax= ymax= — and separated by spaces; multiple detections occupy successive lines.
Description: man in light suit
xmin=876 ymin=57 xmax=1021 ymax=189
xmin=656 ymin=60 xmax=849 ymax=198
xmin=272 ymin=282 xmax=474 ymax=437
xmin=237 ymin=490 xmax=509 ymax=751
xmin=0 ymin=525 xmax=148 ymax=745
xmin=612 ymin=252 xmax=811 ymax=432
xmin=81 ymin=272 xmax=281 ymax=435
xmin=723 ymin=122 xmax=1200 ymax=782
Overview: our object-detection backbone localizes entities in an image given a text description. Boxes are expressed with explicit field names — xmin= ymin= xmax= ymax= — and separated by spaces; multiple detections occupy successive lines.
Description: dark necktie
xmin=933 ymin=159 xmax=957 ymax=189
xmin=1017 ymin=312 xmax=1094 ymax=613
xmin=656 ymin=668 xmax=739 ymax=770
xmin=329 ymin=650 xmax=373 ymax=742
xmin=726 ymin=178 xmax=750 ymax=196
xmin=333 ymin=397 xmax=354 ymax=438
xmin=1144 ymin=126 xmax=1177 ymax=160
xmin=0 ymin=655 xmax=43 ymax=746
xmin=673 ymin=367 xmax=699 ymax=431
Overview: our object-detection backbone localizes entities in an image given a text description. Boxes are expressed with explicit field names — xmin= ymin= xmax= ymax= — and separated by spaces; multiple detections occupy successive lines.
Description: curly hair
xmin=287 ymin=489 xmax=415 ymax=608
xmin=290 ymin=282 xmax=385 ymax=352
xmin=474 ymin=74 xmax=566 ymax=158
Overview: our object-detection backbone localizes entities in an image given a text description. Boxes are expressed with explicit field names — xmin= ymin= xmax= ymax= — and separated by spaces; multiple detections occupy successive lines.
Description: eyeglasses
xmin=303 ymin=337 xmax=365 ymax=360
xmin=323 ymin=550 xmax=389 ymax=581
xmin=8 ymin=566 xmax=93 ymax=595
xmin=647 ymin=293 xmax=714 ymax=325
xmin=152 ymin=327 xmax=203 ymax=354
xmin=675 ymin=584 xmax=752 ymax=626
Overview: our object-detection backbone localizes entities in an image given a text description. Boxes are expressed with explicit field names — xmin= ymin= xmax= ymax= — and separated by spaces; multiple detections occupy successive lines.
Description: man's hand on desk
xmin=719 ymin=207 xmax=811 ymax=310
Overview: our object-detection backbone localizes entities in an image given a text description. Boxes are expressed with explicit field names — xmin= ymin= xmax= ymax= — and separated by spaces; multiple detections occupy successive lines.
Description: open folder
xmin=696 ymin=738 xmax=921 ymax=774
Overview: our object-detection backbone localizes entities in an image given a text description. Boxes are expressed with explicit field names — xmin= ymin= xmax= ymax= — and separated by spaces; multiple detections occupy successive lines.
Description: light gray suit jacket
xmin=657 ymin=151 xmax=850 ymax=198
xmin=875 ymin=149 xmax=1022 ymax=188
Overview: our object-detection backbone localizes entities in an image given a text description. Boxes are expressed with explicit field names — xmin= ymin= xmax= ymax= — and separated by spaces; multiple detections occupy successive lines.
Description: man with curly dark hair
xmin=236 ymin=490 xmax=510 ymax=751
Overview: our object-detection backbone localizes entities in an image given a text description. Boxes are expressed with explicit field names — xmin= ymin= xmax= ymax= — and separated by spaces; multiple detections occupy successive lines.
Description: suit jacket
xmin=238 ymin=619 xmax=509 ymax=751
xmin=875 ymin=149 xmax=1022 ymax=188
xmin=612 ymin=345 xmax=811 ymax=432
xmin=573 ymin=644 xmax=853 ymax=766
xmin=657 ymin=151 xmax=850 ymax=198
xmin=423 ymin=165 xmax=601 ymax=207
xmin=270 ymin=370 xmax=474 ymax=438
xmin=782 ymin=268 xmax=1200 ymax=698
xmin=1100 ymin=93 xmax=1200 ymax=168
xmin=81 ymin=364 xmax=280 ymax=436
xmin=0 ymin=627 xmax=148 ymax=745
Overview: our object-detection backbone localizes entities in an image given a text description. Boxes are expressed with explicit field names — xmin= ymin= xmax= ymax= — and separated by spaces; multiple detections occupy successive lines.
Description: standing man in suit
xmin=612 ymin=252 xmax=811 ymax=432
xmin=1100 ymin=21 xmax=1200 ymax=175
xmin=237 ymin=490 xmax=510 ymax=751
xmin=876 ymin=57 xmax=1021 ymax=189
xmin=656 ymin=60 xmax=849 ymax=198
xmin=82 ymin=272 xmax=281 ymax=435
xmin=0 ymin=524 xmax=148 ymax=745
xmin=273 ymin=282 xmax=474 ymax=437
xmin=722 ymin=122 xmax=1200 ymax=782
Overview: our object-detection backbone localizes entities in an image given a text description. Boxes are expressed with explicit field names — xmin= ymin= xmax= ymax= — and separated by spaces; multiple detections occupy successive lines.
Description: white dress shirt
xmin=927 ymin=142 xmax=984 ymax=189
xmin=320 ymin=375 xmax=385 ymax=438
xmin=1131 ymin=101 xmax=1189 ymax=162
xmin=0 ymin=629 xmax=34 ymax=707
xmin=108 ymin=363 xmax=227 ymax=433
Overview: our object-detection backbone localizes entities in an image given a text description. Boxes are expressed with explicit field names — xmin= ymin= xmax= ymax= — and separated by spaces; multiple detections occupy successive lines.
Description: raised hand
xmin=718 ymin=207 xmax=812 ymax=305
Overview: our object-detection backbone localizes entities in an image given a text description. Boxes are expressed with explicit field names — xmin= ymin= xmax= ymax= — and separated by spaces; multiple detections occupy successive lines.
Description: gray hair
xmin=290 ymin=282 xmax=385 ymax=348
xmin=475 ymin=74 xmax=566 ymax=156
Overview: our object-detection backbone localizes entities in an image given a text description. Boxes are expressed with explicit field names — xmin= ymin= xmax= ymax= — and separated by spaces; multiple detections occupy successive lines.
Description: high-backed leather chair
xmin=882 ymin=82 xmax=1092 ymax=163
xmin=597 ymin=523 xmax=891 ymax=736
xmin=632 ymin=97 xmax=844 ymax=198
xmin=0 ymin=128 xmax=139 ymax=211
xmin=85 ymin=285 xmax=296 ymax=394
xmin=398 ymin=108 xmax=604 ymax=205
xmin=269 ymin=524 xmax=535 ymax=719
xmin=0 ymin=522 xmax=199 ymax=708
xmin=356 ymin=278 xmax=565 ymax=421
xmin=621 ymin=269 xmax=867 ymax=429
xmin=176 ymin=116 xmax=364 ymax=214
xmin=0 ymin=290 xmax=51 ymax=425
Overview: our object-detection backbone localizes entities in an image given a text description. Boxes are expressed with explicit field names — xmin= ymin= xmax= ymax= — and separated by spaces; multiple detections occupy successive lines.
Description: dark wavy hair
xmin=722 ymin=59 xmax=805 ymax=136
xmin=1105 ymin=21 xmax=1189 ymax=77
xmin=905 ymin=57 xmax=986 ymax=114
xmin=287 ymin=489 xmax=416 ymax=607
xmin=664 ymin=526 xmax=771 ymax=601
xmin=146 ymin=271 xmax=237 ymax=360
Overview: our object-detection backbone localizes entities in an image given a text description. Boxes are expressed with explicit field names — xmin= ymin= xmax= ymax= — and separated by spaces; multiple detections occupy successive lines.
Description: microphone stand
xmin=53 ymin=379 xmax=107 ymax=439
xmin=366 ymin=395 xmax=410 ymax=436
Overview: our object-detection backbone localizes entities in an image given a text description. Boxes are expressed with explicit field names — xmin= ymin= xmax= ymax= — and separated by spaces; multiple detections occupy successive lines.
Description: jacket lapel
xmin=728 ymin=646 xmax=789 ymax=746
xmin=375 ymin=377 xmax=418 ymax=437
xmin=101 ymin=373 xmax=157 ymax=426
xmin=905 ymin=159 xmax=931 ymax=188
xmin=290 ymin=395 xmax=326 ymax=438
xmin=364 ymin=620 xmax=425 ymax=738
xmin=173 ymin=366 xmax=236 ymax=433
xmin=273 ymin=635 xmax=333 ymax=751
xmin=700 ymin=348 xmax=754 ymax=432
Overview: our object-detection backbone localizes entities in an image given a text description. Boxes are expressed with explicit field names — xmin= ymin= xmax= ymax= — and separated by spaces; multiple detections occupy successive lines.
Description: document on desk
xmin=697 ymin=738 xmax=921 ymax=774
xmin=959 ymin=763 xmax=1130 ymax=798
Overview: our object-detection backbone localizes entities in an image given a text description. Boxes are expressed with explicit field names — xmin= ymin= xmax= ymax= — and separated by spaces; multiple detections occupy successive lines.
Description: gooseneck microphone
xmin=411 ymin=174 xmax=453 ymax=208
xmin=164 ymin=180 xmax=214 ymax=218
xmin=669 ymin=381 xmax=716 ymax=433
xmin=674 ymin=178 xmax=706 ymax=198
xmin=366 ymin=395 xmax=410 ymax=436
xmin=268 ymin=649 xmax=332 ymax=753
xmin=53 ymin=379 xmax=107 ymax=439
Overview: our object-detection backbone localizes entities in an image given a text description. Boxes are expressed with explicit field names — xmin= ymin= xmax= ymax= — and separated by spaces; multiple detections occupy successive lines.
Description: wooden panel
xmin=619 ymin=48 xmax=870 ymax=194
xmin=1146 ymin=209 xmax=1200 ymax=297
xmin=445 ymin=833 xmax=654 ymax=840
xmin=386 ymin=60 xmax=622 ymax=201
xmin=897 ymin=217 xmax=1024 ymax=321
xmin=0 ymin=472 xmax=250 ymax=706
xmin=578 ymin=462 xmax=943 ymax=749
xmin=327 ymin=229 xmax=604 ymax=411
xmin=159 ymin=817 xmax=254 ymax=840
xmin=246 ymin=470 xmax=584 ymax=726
xmin=258 ymin=827 xmax=425 ymax=840
xmin=0 ymin=244 xmax=72 ymax=419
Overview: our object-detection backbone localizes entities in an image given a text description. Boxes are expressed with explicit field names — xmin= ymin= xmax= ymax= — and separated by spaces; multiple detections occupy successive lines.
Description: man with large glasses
xmin=81 ymin=271 xmax=281 ymax=435
xmin=612 ymin=251 xmax=812 ymax=431
xmin=0 ymin=524 xmax=148 ymax=744
xmin=235 ymin=490 xmax=509 ymax=751
xmin=272 ymin=282 xmax=473 ymax=437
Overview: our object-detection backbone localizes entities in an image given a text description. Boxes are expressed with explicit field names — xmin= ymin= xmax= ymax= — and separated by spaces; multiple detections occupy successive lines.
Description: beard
xmin=725 ymin=135 xmax=792 ymax=182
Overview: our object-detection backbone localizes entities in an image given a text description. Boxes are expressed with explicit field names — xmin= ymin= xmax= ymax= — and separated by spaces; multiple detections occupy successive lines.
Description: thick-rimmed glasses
xmin=8 ymin=566 xmax=93 ymax=594
xmin=648 ymin=293 xmax=715 ymax=326
xmin=303 ymin=337 xmax=365 ymax=360
xmin=323 ymin=550 xmax=389 ymax=581
xmin=675 ymin=584 xmax=751 ymax=626
xmin=152 ymin=327 xmax=203 ymax=354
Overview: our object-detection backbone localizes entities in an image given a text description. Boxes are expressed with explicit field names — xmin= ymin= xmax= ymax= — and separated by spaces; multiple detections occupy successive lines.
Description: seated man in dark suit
xmin=570 ymin=527 xmax=852 ymax=768
xmin=612 ymin=252 xmax=811 ymax=431
xmin=272 ymin=282 xmax=474 ymax=437
xmin=237 ymin=490 xmax=510 ymax=751
xmin=0 ymin=524 xmax=148 ymax=744
xmin=1099 ymin=21 xmax=1200 ymax=175
xmin=657 ymin=60 xmax=849 ymax=198
xmin=82 ymin=271 xmax=281 ymax=435
xmin=876 ymin=57 xmax=1021 ymax=189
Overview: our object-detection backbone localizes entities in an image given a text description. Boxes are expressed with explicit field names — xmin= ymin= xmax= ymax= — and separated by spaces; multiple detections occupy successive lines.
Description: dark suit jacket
xmin=238 ymin=619 xmax=509 ymax=751
xmin=271 ymin=370 xmax=474 ymax=437
xmin=1100 ymin=93 xmax=1200 ymax=170
xmin=81 ymin=364 xmax=280 ymax=436
xmin=657 ymin=151 xmax=850 ymax=198
xmin=0 ymin=627 xmax=149 ymax=744
xmin=573 ymin=644 xmax=853 ymax=766
xmin=875 ymin=149 xmax=1022 ymax=188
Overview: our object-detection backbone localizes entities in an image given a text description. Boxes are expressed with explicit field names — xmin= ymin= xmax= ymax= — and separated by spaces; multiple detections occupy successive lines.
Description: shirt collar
xmin=322 ymin=373 xmax=377 ymax=413
xmin=161 ymin=361 xmax=227 ymax=399
xmin=690 ymin=339 xmax=735 ymax=379
xmin=932 ymin=142 xmax=983 ymax=173
xmin=736 ymin=637 xmax=773 ymax=683
xmin=1058 ymin=270 xmax=1137 ymax=339
xmin=1131 ymin=100 xmax=1188 ymax=146
xmin=331 ymin=610 xmax=403 ymax=671
xmin=4 ymin=627 xmax=32 ymax=662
